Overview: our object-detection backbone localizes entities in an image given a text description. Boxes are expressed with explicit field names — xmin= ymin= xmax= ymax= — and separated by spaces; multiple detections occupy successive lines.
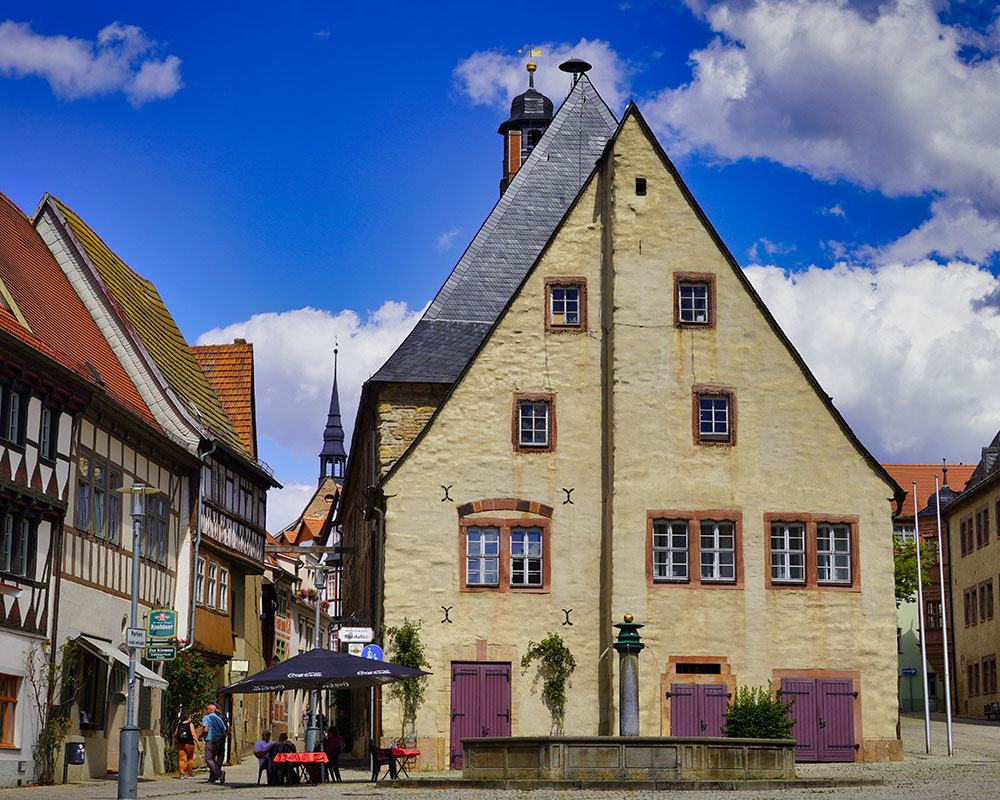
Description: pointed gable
xmin=0 ymin=191 xmax=156 ymax=427
xmin=372 ymin=75 xmax=618 ymax=384
xmin=43 ymin=196 xmax=248 ymax=460
xmin=191 ymin=342 xmax=257 ymax=458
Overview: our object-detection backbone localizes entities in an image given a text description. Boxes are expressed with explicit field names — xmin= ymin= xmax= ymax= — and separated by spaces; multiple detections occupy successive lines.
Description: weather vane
xmin=517 ymin=46 xmax=543 ymax=86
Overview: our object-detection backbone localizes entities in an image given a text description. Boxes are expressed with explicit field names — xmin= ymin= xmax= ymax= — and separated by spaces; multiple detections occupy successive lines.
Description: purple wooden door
xmin=781 ymin=678 xmax=856 ymax=762
xmin=670 ymin=684 xmax=727 ymax=736
xmin=818 ymin=679 xmax=856 ymax=762
xmin=449 ymin=663 xmax=512 ymax=769
xmin=669 ymin=684 xmax=699 ymax=736
xmin=781 ymin=678 xmax=818 ymax=761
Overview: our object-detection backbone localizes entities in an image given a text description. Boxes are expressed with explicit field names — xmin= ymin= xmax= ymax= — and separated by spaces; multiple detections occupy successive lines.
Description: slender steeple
xmin=319 ymin=347 xmax=347 ymax=486
xmin=498 ymin=61 xmax=554 ymax=195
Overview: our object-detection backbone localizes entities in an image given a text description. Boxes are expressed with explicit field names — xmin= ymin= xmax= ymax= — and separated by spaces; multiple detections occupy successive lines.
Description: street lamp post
xmin=117 ymin=484 xmax=156 ymax=800
xmin=304 ymin=565 xmax=327 ymax=756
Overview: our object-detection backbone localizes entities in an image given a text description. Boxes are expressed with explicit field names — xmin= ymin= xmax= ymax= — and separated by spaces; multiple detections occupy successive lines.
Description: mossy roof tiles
xmin=0 ymin=192 xmax=157 ymax=427
xmin=50 ymin=197 xmax=247 ymax=458
xmin=190 ymin=343 xmax=256 ymax=458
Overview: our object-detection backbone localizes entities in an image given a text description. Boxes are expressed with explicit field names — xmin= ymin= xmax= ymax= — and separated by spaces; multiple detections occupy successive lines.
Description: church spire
xmin=319 ymin=347 xmax=347 ymax=486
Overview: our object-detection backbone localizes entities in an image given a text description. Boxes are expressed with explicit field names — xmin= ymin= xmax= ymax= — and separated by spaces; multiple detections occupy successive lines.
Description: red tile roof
xmin=191 ymin=342 xmax=256 ymax=458
xmin=0 ymin=192 xmax=157 ymax=427
xmin=882 ymin=464 xmax=977 ymax=514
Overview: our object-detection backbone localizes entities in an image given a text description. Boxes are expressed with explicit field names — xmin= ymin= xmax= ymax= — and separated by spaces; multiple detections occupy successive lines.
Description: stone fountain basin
xmin=461 ymin=736 xmax=796 ymax=781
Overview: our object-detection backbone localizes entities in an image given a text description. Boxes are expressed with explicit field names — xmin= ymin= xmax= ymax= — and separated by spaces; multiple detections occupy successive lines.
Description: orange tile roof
xmin=882 ymin=464 xmax=977 ymax=514
xmin=47 ymin=196 xmax=245 ymax=456
xmin=0 ymin=192 xmax=157 ymax=427
xmin=191 ymin=342 xmax=256 ymax=458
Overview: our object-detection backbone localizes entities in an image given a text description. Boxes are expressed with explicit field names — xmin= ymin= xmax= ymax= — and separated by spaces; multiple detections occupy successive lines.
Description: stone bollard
xmin=612 ymin=614 xmax=645 ymax=736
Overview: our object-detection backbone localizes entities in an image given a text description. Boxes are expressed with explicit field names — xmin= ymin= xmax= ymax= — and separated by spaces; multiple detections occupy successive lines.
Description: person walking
xmin=174 ymin=711 xmax=198 ymax=779
xmin=201 ymin=702 xmax=228 ymax=784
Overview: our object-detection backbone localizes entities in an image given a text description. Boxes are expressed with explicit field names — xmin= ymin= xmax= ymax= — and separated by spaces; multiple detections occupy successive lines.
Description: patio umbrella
xmin=218 ymin=647 xmax=429 ymax=694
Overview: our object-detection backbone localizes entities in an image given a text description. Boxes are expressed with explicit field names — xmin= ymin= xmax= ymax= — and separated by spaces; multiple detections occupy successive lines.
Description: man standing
xmin=201 ymin=702 xmax=228 ymax=784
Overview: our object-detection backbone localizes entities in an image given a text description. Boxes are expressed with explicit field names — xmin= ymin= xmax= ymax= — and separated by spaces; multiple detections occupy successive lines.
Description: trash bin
xmin=63 ymin=741 xmax=85 ymax=784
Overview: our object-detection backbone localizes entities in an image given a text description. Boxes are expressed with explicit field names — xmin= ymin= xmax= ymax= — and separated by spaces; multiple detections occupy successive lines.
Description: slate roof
xmin=0 ymin=192 xmax=157 ymax=427
xmin=371 ymin=74 xmax=618 ymax=383
xmin=191 ymin=341 xmax=257 ymax=458
xmin=46 ymin=196 xmax=250 ymax=462
xmin=882 ymin=464 xmax=976 ymax=517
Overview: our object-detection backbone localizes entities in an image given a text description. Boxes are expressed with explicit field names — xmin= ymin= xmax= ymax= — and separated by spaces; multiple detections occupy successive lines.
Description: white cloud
xmin=435 ymin=227 xmax=460 ymax=251
xmin=748 ymin=237 xmax=795 ymax=261
xmin=453 ymin=39 xmax=632 ymax=113
xmin=0 ymin=20 xmax=181 ymax=105
xmin=266 ymin=482 xmax=317 ymax=532
xmin=647 ymin=0 xmax=1000 ymax=260
xmin=744 ymin=258 xmax=1000 ymax=463
xmin=197 ymin=301 xmax=423 ymax=524
xmin=819 ymin=204 xmax=845 ymax=217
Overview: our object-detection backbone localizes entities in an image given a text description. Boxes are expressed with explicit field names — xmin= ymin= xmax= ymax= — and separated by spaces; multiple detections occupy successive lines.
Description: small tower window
xmin=526 ymin=128 xmax=543 ymax=148
xmin=635 ymin=177 xmax=647 ymax=196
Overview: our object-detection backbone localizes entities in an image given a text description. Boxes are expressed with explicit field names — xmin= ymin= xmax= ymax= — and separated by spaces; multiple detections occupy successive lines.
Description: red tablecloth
xmin=273 ymin=752 xmax=328 ymax=763
xmin=391 ymin=748 xmax=420 ymax=758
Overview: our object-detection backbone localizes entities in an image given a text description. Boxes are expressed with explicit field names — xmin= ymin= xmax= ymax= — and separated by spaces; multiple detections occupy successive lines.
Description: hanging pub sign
xmin=147 ymin=608 xmax=177 ymax=640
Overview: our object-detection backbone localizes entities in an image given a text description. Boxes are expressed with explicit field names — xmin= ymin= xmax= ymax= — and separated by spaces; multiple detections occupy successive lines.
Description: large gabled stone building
xmin=339 ymin=66 xmax=904 ymax=768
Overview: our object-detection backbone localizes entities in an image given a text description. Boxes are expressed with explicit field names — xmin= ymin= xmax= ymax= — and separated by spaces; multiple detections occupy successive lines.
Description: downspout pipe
xmin=182 ymin=441 xmax=217 ymax=651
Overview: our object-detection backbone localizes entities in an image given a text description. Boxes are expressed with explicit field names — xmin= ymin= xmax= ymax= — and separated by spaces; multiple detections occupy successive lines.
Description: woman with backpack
xmin=175 ymin=711 xmax=199 ymax=778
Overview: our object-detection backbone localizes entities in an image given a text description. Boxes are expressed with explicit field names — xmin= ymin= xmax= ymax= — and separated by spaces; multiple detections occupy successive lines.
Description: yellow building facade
xmin=341 ymin=82 xmax=903 ymax=767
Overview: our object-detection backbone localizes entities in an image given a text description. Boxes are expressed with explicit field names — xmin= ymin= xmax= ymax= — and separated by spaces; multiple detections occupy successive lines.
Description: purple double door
xmin=669 ymin=683 xmax=729 ymax=737
xmin=779 ymin=678 xmax=856 ymax=761
xmin=449 ymin=662 xmax=512 ymax=769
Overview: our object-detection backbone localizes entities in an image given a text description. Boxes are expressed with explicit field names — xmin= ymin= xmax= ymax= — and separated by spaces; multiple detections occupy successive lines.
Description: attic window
xmin=635 ymin=177 xmax=647 ymax=196
xmin=544 ymin=278 xmax=587 ymax=332
xmin=673 ymin=272 xmax=716 ymax=329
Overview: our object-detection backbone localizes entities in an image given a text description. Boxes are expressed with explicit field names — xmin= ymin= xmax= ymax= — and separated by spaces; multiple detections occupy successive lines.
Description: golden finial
xmin=624 ymin=613 xmax=634 ymax=623
xmin=526 ymin=62 xmax=537 ymax=74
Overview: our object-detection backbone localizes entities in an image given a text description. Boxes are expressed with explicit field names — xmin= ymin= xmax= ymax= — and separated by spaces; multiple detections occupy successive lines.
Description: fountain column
xmin=612 ymin=614 xmax=645 ymax=736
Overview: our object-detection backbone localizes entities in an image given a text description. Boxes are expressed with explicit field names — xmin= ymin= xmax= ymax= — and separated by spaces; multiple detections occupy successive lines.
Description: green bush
xmin=724 ymin=682 xmax=795 ymax=739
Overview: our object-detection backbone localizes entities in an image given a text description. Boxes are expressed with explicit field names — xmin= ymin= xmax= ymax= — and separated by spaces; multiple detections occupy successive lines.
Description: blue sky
xmin=3 ymin=1 xmax=1000 ymax=525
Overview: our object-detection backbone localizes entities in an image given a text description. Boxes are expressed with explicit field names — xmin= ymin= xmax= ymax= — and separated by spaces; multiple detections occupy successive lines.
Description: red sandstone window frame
xmin=692 ymin=386 xmax=737 ymax=447
xmin=674 ymin=272 xmax=717 ymax=329
xmin=0 ymin=674 xmax=16 ymax=747
xmin=512 ymin=393 xmax=556 ymax=453
xmin=544 ymin=277 xmax=587 ymax=332
xmin=645 ymin=510 xmax=744 ymax=590
xmin=763 ymin=514 xmax=861 ymax=592
xmin=459 ymin=517 xmax=551 ymax=594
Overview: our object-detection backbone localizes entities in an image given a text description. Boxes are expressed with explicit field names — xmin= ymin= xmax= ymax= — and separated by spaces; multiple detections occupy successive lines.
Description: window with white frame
xmin=219 ymin=567 xmax=230 ymax=614
xmin=465 ymin=527 xmax=500 ymax=587
xmin=108 ymin=470 xmax=122 ymax=545
xmin=698 ymin=395 xmax=730 ymax=441
xmin=678 ymin=282 xmax=710 ymax=324
xmin=0 ymin=513 xmax=12 ymax=574
xmin=893 ymin=524 xmax=916 ymax=543
xmin=76 ymin=455 xmax=91 ymax=531
xmin=770 ymin=522 xmax=806 ymax=583
xmin=510 ymin=528 xmax=543 ymax=587
xmin=817 ymin=523 xmax=852 ymax=584
xmin=40 ymin=408 xmax=54 ymax=460
xmin=651 ymin=520 xmax=689 ymax=581
xmin=545 ymin=279 xmax=586 ymax=331
xmin=1 ymin=512 xmax=35 ymax=579
xmin=92 ymin=462 xmax=106 ymax=538
xmin=207 ymin=562 xmax=218 ymax=608
xmin=699 ymin=521 xmax=736 ymax=582
xmin=519 ymin=402 xmax=549 ymax=447
xmin=195 ymin=557 xmax=206 ymax=606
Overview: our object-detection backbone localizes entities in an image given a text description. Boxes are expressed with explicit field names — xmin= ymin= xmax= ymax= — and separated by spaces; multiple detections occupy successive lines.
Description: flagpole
xmin=913 ymin=481 xmax=932 ymax=753
xmin=933 ymin=475 xmax=954 ymax=755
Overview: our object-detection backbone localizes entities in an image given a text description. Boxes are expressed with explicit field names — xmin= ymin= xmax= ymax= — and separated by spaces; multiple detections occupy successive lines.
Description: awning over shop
xmin=77 ymin=635 xmax=168 ymax=689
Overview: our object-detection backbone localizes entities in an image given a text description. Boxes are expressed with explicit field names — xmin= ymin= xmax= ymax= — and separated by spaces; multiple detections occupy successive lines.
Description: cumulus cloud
xmin=0 ymin=20 xmax=181 ymax=105
xmin=435 ymin=227 xmax=460 ymax=251
xmin=744 ymin=258 xmax=1000 ymax=463
xmin=266 ymin=482 xmax=319 ymax=532
xmin=819 ymin=204 xmax=845 ymax=217
xmin=197 ymin=301 xmax=423 ymax=525
xmin=648 ymin=0 xmax=1000 ymax=260
xmin=453 ymin=38 xmax=632 ymax=113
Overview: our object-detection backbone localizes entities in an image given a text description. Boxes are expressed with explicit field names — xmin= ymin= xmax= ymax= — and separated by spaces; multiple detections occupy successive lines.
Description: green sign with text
xmin=145 ymin=645 xmax=177 ymax=661
xmin=147 ymin=608 xmax=177 ymax=639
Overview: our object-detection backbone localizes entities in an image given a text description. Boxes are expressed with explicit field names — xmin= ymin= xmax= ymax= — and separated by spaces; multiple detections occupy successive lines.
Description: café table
xmin=272 ymin=751 xmax=328 ymax=784
xmin=391 ymin=747 xmax=420 ymax=778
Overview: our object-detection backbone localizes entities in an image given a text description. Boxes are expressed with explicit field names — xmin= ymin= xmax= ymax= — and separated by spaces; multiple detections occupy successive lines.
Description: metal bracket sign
xmin=147 ymin=608 xmax=177 ymax=639
xmin=338 ymin=627 xmax=374 ymax=643
xmin=145 ymin=645 xmax=177 ymax=661
xmin=126 ymin=627 xmax=148 ymax=648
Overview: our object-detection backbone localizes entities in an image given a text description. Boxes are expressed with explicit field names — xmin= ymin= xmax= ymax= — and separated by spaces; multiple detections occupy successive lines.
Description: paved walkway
xmin=0 ymin=714 xmax=997 ymax=798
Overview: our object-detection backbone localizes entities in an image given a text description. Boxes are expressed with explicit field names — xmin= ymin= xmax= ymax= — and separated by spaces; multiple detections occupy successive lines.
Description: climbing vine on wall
xmin=521 ymin=633 xmax=576 ymax=735
xmin=386 ymin=618 xmax=429 ymax=738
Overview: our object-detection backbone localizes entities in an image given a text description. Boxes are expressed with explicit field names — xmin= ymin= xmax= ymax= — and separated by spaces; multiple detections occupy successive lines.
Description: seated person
xmin=323 ymin=727 xmax=345 ymax=782
xmin=276 ymin=732 xmax=297 ymax=752
xmin=270 ymin=733 xmax=300 ymax=784
xmin=255 ymin=730 xmax=274 ymax=783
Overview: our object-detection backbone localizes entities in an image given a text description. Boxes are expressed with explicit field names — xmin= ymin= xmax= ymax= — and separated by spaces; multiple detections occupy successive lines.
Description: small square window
xmin=693 ymin=387 xmax=735 ymax=446
xmin=513 ymin=394 xmax=555 ymax=452
xmin=674 ymin=272 xmax=716 ymax=329
xmin=544 ymin=278 xmax=587 ymax=332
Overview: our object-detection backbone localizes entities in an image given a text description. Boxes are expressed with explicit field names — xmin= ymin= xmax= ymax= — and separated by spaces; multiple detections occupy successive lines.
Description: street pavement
xmin=0 ymin=713 xmax=997 ymax=799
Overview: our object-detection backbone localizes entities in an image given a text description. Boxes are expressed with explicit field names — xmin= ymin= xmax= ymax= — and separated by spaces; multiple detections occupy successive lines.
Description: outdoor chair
xmin=369 ymin=738 xmax=397 ymax=782
xmin=324 ymin=747 xmax=342 ymax=783
xmin=256 ymin=758 xmax=268 ymax=785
